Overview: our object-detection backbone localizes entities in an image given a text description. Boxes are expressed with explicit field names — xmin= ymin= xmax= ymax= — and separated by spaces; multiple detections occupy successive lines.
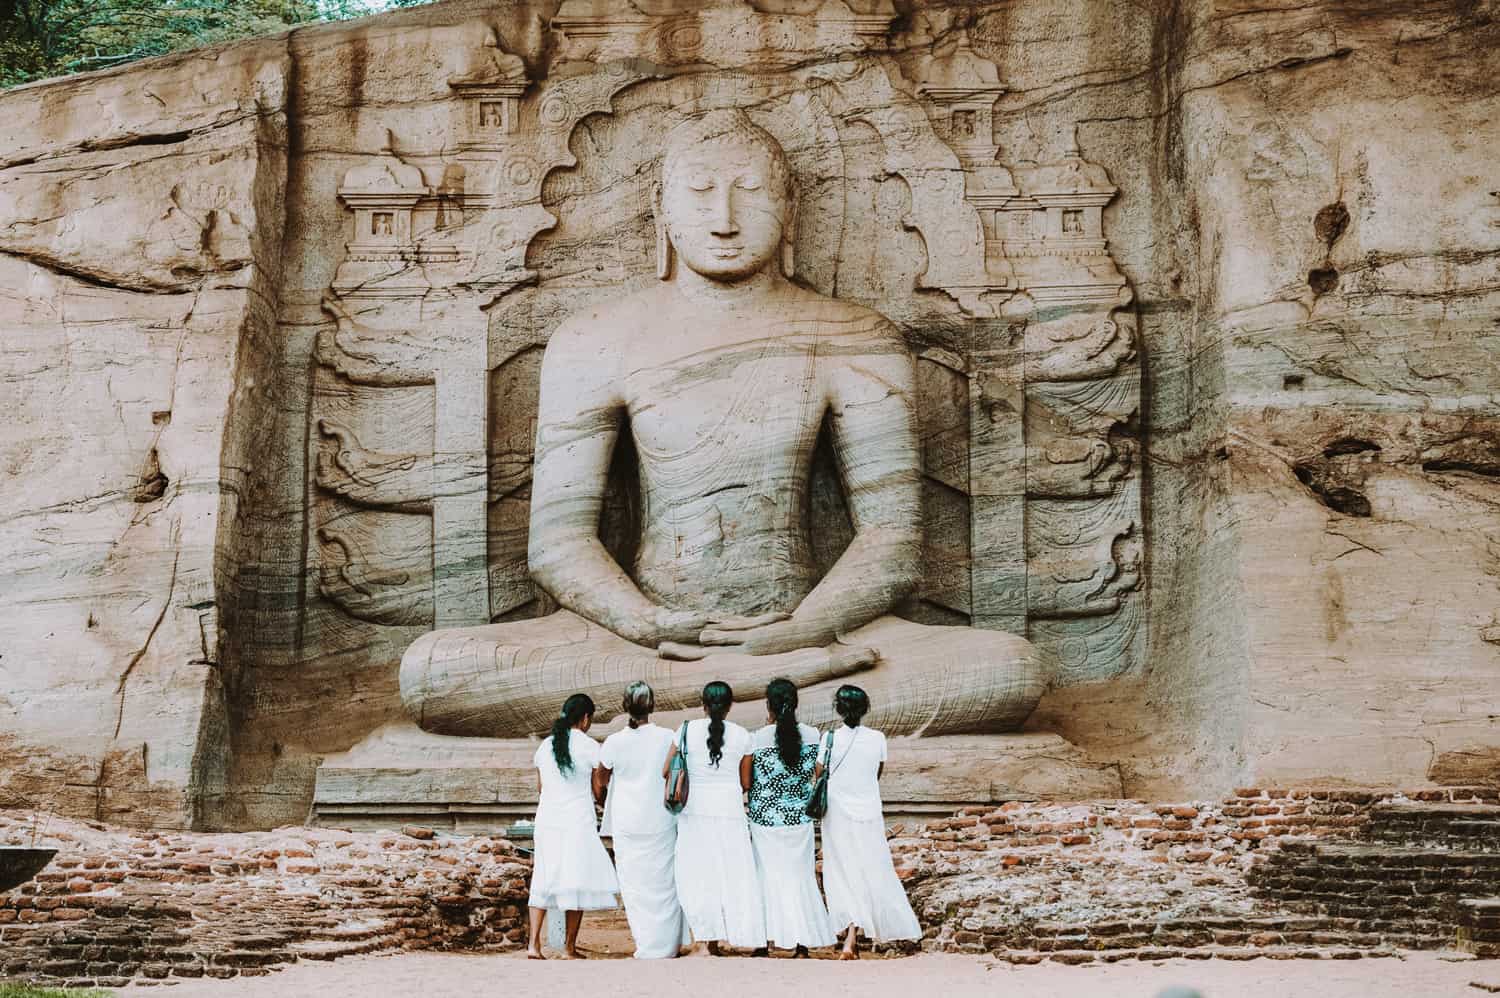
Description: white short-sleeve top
xmin=533 ymin=728 xmax=601 ymax=828
xmin=599 ymin=722 xmax=677 ymax=836
xmin=817 ymin=724 xmax=888 ymax=822
xmin=679 ymin=718 xmax=752 ymax=819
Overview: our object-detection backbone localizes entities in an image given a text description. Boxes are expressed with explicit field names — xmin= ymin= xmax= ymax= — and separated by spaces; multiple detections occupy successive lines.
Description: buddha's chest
xmin=622 ymin=338 xmax=823 ymax=460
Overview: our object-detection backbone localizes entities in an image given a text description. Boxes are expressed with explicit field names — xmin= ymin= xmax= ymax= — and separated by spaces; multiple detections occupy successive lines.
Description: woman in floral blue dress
xmin=747 ymin=677 xmax=836 ymax=956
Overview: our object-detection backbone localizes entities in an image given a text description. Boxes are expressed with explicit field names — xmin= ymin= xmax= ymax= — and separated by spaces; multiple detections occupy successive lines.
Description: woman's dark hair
xmin=833 ymin=684 xmax=870 ymax=728
xmin=766 ymin=677 xmax=803 ymax=770
xmin=551 ymin=693 xmax=595 ymax=774
xmin=622 ymin=681 xmax=655 ymax=729
xmin=702 ymin=681 xmax=733 ymax=768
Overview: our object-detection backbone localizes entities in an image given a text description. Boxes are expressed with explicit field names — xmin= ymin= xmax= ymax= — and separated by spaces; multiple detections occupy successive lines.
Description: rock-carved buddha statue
xmin=399 ymin=109 xmax=1048 ymax=736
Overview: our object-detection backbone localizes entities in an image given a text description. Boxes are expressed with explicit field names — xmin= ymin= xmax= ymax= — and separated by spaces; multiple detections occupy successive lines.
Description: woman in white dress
xmin=663 ymin=680 xmax=766 ymax=954
xmin=748 ymin=678 xmax=836 ymax=956
xmin=528 ymin=693 xmax=619 ymax=959
xmin=594 ymin=681 xmax=688 ymax=959
xmin=816 ymin=684 xmax=922 ymax=959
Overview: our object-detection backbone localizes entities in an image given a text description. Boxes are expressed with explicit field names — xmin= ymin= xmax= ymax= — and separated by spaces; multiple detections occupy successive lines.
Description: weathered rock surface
xmin=0 ymin=0 xmax=1495 ymax=829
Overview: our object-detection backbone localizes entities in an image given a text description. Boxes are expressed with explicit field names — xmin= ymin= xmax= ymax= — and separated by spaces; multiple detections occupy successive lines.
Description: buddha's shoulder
xmin=782 ymin=286 xmax=899 ymax=336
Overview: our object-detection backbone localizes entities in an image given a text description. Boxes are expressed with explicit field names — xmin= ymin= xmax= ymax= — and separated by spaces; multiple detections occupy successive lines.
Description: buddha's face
xmin=660 ymin=136 xmax=788 ymax=283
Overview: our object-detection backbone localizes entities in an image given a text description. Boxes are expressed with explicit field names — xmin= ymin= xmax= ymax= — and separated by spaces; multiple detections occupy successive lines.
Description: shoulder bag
xmin=664 ymin=722 xmax=690 ymax=814
xmin=803 ymin=730 xmax=838 ymax=820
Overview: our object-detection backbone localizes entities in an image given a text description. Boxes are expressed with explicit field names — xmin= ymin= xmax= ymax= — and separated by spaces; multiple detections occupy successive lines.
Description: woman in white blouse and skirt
xmin=817 ymin=684 xmax=922 ymax=959
xmin=663 ymin=680 xmax=766 ymax=954
xmin=528 ymin=693 xmax=619 ymax=959
xmin=594 ymin=681 xmax=688 ymax=959
xmin=748 ymin=677 xmax=835 ymax=955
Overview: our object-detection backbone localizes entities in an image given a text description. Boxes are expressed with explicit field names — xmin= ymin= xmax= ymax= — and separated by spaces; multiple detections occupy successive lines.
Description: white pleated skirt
xmin=750 ymin=823 xmax=836 ymax=949
xmin=821 ymin=810 xmax=922 ymax=942
xmin=614 ymin=828 xmax=689 ymax=958
xmin=528 ymin=819 xmax=619 ymax=911
xmin=674 ymin=813 xmax=766 ymax=949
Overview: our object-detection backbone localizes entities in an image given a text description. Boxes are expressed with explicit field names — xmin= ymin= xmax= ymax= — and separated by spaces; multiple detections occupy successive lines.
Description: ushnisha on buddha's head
xmin=655 ymin=108 xmax=797 ymax=283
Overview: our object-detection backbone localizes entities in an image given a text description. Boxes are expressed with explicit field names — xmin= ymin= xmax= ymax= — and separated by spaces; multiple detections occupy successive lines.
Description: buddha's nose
xmin=710 ymin=188 xmax=740 ymax=237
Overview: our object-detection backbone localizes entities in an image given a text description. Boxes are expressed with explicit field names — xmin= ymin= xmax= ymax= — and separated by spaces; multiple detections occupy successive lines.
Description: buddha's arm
xmin=795 ymin=322 xmax=923 ymax=632
xmin=526 ymin=324 xmax=697 ymax=647
xmin=700 ymin=320 xmax=921 ymax=656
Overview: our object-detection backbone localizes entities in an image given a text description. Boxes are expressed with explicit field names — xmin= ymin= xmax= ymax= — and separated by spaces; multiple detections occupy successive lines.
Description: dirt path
xmin=118 ymin=912 xmax=1495 ymax=998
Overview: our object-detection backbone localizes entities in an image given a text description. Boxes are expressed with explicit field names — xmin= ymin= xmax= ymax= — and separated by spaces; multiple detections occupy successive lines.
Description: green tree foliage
xmin=0 ymin=0 xmax=432 ymax=88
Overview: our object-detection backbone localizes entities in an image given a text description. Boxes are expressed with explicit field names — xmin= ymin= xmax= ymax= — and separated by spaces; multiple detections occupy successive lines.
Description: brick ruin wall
xmin=0 ymin=815 xmax=531 ymax=989
xmin=3 ymin=787 xmax=1497 ymax=988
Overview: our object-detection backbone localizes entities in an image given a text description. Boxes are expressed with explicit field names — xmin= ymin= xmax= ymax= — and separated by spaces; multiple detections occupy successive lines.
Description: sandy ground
xmin=117 ymin=912 xmax=1497 ymax=998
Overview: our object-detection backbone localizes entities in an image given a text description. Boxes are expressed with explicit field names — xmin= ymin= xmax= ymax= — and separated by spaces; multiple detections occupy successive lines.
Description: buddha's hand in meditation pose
xmin=396 ymin=109 xmax=1045 ymax=738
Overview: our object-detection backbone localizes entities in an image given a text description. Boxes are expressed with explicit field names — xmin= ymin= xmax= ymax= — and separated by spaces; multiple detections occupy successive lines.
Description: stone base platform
xmin=311 ymin=722 xmax=1123 ymax=833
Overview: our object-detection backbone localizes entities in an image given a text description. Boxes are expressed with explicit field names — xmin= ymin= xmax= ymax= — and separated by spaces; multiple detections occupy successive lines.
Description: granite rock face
xmin=0 ymin=0 xmax=1495 ymax=829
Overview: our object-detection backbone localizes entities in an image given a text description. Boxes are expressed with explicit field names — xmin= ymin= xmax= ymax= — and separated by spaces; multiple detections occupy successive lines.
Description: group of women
xmin=525 ymin=678 xmax=922 ymax=960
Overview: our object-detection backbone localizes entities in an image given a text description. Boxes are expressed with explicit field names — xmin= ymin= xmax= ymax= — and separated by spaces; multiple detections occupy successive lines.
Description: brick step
xmin=1366 ymin=803 xmax=1500 ymax=850
xmin=990 ymin=945 xmax=1405 ymax=965
xmin=1459 ymin=898 xmax=1500 ymax=958
xmin=205 ymin=948 xmax=298 ymax=968
xmin=289 ymin=934 xmax=404 ymax=961
xmin=305 ymin=918 xmax=396 ymax=943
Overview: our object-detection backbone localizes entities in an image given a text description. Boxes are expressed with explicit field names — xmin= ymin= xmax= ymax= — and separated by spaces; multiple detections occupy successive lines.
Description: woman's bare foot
xmin=526 ymin=949 xmax=545 ymax=960
xmin=559 ymin=948 xmax=584 ymax=960
xmin=838 ymin=949 xmax=859 ymax=961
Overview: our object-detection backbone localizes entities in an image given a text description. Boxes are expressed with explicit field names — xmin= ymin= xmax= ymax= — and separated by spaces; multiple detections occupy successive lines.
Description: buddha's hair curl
xmin=660 ymin=108 xmax=793 ymax=199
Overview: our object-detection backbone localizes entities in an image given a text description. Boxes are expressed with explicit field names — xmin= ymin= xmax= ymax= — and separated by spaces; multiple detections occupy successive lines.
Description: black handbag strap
xmin=822 ymin=728 xmax=857 ymax=776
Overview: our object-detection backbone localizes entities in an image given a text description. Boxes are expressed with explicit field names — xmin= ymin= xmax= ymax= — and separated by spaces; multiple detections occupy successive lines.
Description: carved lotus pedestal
xmin=311 ymin=722 xmax=1121 ymax=833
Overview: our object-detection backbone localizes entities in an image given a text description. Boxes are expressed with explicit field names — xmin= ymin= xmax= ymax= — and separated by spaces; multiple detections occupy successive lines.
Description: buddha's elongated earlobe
xmin=653 ymin=182 xmax=673 ymax=281
xmin=779 ymin=180 xmax=799 ymax=279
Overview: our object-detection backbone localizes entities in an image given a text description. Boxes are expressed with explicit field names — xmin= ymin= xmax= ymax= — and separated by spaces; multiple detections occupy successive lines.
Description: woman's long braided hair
xmin=550 ymin=693 xmax=595 ymax=774
xmin=765 ymin=677 xmax=803 ymax=770
xmin=702 ymin=681 xmax=733 ymax=767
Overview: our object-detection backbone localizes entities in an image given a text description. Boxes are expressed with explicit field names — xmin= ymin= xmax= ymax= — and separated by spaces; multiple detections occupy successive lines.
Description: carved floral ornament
xmin=310 ymin=11 xmax=1144 ymax=682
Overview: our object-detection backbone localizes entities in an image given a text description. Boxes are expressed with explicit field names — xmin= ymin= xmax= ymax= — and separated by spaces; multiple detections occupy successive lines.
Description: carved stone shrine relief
xmin=307 ymin=8 xmax=1144 ymax=693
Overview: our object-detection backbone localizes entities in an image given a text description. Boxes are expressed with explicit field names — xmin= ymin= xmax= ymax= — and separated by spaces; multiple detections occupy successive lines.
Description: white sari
xmin=600 ymin=723 xmax=689 ymax=958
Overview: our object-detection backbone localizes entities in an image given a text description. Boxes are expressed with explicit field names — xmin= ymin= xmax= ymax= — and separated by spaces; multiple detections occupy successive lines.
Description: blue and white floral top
xmin=748 ymin=722 xmax=823 ymax=827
